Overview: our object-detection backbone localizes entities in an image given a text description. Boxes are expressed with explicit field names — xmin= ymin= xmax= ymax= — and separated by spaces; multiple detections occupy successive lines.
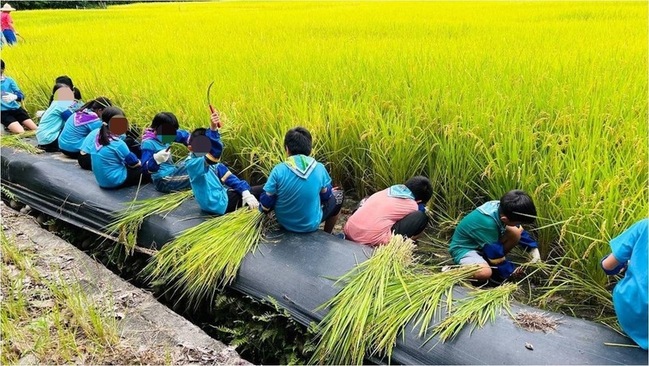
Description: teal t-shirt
xmin=610 ymin=219 xmax=648 ymax=350
xmin=80 ymin=128 xmax=100 ymax=154
xmin=36 ymin=100 xmax=79 ymax=145
xmin=1 ymin=76 xmax=22 ymax=111
xmin=263 ymin=155 xmax=332 ymax=233
xmin=449 ymin=201 xmax=506 ymax=263
xmin=58 ymin=110 xmax=102 ymax=153
xmin=91 ymin=138 xmax=135 ymax=188
xmin=185 ymin=155 xmax=228 ymax=215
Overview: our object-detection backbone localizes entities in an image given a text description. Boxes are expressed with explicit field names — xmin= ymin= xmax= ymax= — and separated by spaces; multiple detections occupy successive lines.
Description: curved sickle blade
xmin=207 ymin=81 xmax=215 ymax=113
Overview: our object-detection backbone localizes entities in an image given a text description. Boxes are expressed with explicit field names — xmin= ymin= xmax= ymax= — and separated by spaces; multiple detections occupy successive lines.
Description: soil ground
xmin=1 ymin=202 xmax=249 ymax=365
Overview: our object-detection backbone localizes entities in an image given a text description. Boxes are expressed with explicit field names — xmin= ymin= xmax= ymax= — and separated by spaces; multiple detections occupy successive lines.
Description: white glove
xmin=153 ymin=149 xmax=171 ymax=164
xmin=35 ymin=110 xmax=45 ymax=118
xmin=241 ymin=190 xmax=259 ymax=210
xmin=2 ymin=93 xmax=17 ymax=103
xmin=529 ymin=248 xmax=541 ymax=263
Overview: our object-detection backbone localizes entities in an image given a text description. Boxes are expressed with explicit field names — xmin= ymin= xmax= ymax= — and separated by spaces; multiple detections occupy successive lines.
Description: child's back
xmin=449 ymin=201 xmax=502 ymax=263
xmin=264 ymin=155 xmax=331 ymax=233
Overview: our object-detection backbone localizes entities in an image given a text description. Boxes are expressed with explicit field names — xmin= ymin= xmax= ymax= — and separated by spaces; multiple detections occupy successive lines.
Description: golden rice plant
xmin=310 ymin=235 xmax=416 ymax=365
xmin=105 ymin=190 xmax=194 ymax=253
xmin=144 ymin=209 xmax=266 ymax=308
xmin=1 ymin=131 xmax=41 ymax=154
xmin=368 ymin=265 xmax=478 ymax=359
xmin=431 ymin=282 xmax=517 ymax=342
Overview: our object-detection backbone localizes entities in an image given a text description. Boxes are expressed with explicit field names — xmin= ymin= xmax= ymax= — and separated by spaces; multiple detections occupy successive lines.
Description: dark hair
xmin=1 ymin=59 xmax=5 ymax=70
xmin=284 ymin=127 xmax=312 ymax=156
xmin=189 ymin=127 xmax=207 ymax=143
xmin=75 ymin=96 xmax=112 ymax=113
xmin=98 ymin=106 xmax=125 ymax=146
xmin=405 ymin=176 xmax=433 ymax=204
xmin=499 ymin=190 xmax=537 ymax=224
xmin=48 ymin=76 xmax=82 ymax=104
xmin=150 ymin=112 xmax=179 ymax=130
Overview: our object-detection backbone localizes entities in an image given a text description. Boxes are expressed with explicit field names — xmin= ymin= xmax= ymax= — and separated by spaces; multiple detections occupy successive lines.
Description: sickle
xmin=207 ymin=81 xmax=215 ymax=113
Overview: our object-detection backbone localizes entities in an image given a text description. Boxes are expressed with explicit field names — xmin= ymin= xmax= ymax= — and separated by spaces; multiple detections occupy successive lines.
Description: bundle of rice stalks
xmin=144 ymin=208 xmax=266 ymax=308
xmin=431 ymin=282 xmax=517 ymax=342
xmin=1 ymin=131 xmax=41 ymax=154
xmin=310 ymin=235 xmax=416 ymax=365
xmin=105 ymin=190 xmax=194 ymax=253
xmin=368 ymin=265 xmax=478 ymax=359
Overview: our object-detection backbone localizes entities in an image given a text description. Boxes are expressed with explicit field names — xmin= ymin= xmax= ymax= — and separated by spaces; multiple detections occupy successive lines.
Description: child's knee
xmin=473 ymin=265 xmax=492 ymax=281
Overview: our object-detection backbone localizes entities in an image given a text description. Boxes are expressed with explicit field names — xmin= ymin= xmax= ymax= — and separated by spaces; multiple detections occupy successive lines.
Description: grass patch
xmin=0 ymin=131 xmax=41 ymax=154
xmin=0 ymin=228 xmax=120 ymax=364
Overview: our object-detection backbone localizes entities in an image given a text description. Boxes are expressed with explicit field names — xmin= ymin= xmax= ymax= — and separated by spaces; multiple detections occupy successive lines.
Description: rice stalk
xmin=144 ymin=209 xmax=266 ymax=309
xmin=0 ymin=131 xmax=41 ymax=154
xmin=431 ymin=283 xmax=517 ymax=343
xmin=310 ymin=235 xmax=416 ymax=365
xmin=368 ymin=265 xmax=478 ymax=359
xmin=105 ymin=190 xmax=194 ymax=253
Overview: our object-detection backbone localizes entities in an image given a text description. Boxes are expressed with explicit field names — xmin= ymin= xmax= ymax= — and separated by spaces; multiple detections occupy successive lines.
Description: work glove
xmin=601 ymin=255 xmax=628 ymax=276
xmin=528 ymin=248 xmax=541 ymax=263
xmin=153 ymin=149 xmax=171 ymax=164
xmin=241 ymin=190 xmax=259 ymax=210
xmin=2 ymin=93 xmax=17 ymax=103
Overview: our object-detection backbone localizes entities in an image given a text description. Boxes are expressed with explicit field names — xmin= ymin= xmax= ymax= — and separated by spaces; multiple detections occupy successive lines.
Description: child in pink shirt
xmin=344 ymin=176 xmax=432 ymax=246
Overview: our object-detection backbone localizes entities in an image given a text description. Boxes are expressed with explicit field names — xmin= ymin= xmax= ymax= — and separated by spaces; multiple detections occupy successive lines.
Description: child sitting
xmin=58 ymin=97 xmax=112 ymax=158
xmin=89 ymin=107 xmax=143 ymax=189
xmin=140 ymin=112 xmax=191 ymax=193
xmin=0 ymin=59 xmax=37 ymax=134
xmin=184 ymin=112 xmax=259 ymax=215
xmin=259 ymin=127 xmax=343 ymax=233
xmin=600 ymin=219 xmax=648 ymax=350
xmin=449 ymin=189 xmax=541 ymax=283
xmin=344 ymin=176 xmax=432 ymax=246
xmin=36 ymin=84 xmax=81 ymax=152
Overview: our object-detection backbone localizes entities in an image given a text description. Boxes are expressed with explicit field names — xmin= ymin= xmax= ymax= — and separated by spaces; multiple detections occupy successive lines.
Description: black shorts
xmin=1 ymin=108 xmax=31 ymax=128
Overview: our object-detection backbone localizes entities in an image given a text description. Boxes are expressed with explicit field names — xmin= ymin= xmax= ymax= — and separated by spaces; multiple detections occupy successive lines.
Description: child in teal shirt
xmin=184 ymin=112 xmax=259 ymax=215
xmin=449 ymin=190 xmax=540 ymax=282
xmin=0 ymin=59 xmax=37 ymax=134
xmin=601 ymin=219 xmax=648 ymax=350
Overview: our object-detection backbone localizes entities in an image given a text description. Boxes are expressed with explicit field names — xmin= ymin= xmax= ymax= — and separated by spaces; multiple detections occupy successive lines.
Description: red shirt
xmin=344 ymin=188 xmax=418 ymax=246
xmin=1 ymin=12 xmax=14 ymax=31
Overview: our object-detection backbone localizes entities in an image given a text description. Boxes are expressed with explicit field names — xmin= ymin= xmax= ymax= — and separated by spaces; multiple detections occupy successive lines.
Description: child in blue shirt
xmin=140 ymin=112 xmax=192 ymax=193
xmin=449 ymin=190 xmax=541 ymax=283
xmin=184 ymin=112 xmax=259 ymax=215
xmin=259 ymin=127 xmax=343 ymax=233
xmin=0 ymin=59 xmax=36 ymax=134
xmin=58 ymin=97 xmax=112 ymax=158
xmin=36 ymin=83 xmax=81 ymax=152
xmin=90 ymin=107 xmax=143 ymax=189
xmin=600 ymin=219 xmax=648 ymax=350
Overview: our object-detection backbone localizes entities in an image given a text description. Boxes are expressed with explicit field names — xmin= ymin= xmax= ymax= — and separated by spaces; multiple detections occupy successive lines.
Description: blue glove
xmin=482 ymin=242 xmax=516 ymax=279
xmin=601 ymin=255 xmax=627 ymax=275
xmin=519 ymin=230 xmax=538 ymax=250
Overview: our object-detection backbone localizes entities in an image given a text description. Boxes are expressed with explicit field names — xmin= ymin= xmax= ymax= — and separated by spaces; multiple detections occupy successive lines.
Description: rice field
xmin=4 ymin=1 xmax=647 ymax=304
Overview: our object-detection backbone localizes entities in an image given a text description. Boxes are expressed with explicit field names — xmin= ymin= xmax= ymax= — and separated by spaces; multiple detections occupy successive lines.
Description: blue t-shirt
xmin=0 ymin=76 xmax=23 ymax=111
xmin=58 ymin=110 xmax=103 ymax=153
xmin=185 ymin=155 xmax=228 ymax=215
xmin=79 ymin=128 xmax=100 ymax=154
xmin=91 ymin=136 xmax=139 ymax=188
xmin=36 ymin=100 xmax=79 ymax=145
xmin=263 ymin=155 xmax=332 ymax=233
xmin=610 ymin=219 xmax=648 ymax=350
xmin=141 ymin=129 xmax=190 ymax=181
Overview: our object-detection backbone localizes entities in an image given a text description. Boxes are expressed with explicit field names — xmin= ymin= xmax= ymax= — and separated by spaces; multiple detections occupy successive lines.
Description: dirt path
xmin=1 ymin=202 xmax=249 ymax=365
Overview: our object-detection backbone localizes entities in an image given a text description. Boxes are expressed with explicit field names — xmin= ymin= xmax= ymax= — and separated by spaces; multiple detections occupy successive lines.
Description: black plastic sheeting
xmin=2 ymin=144 xmax=647 ymax=365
